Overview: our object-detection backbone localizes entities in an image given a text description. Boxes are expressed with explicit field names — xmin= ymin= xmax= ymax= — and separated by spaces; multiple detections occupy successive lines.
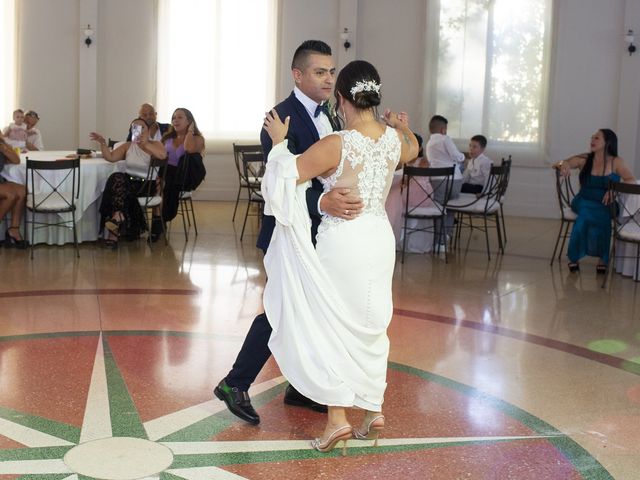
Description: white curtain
xmin=425 ymin=0 xmax=552 ymax=166
xmin=156 ymin=0 xmax=278 ymax=142
xmin=0 ymin=0 xmax=16 ymax=127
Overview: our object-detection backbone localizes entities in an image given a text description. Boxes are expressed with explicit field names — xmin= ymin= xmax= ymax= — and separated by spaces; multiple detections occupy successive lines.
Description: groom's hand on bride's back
xmin=321 ymin=188 xmax=364 ymax=220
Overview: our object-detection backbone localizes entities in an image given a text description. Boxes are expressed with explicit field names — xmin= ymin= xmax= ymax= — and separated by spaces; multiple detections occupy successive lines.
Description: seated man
xmin=126 ymin=103 xmax=169 ymax=142
xmin=461 ymin=134 xmax=493 ymax=194
xmin=24 ymin=111 xmax=44 ymax=151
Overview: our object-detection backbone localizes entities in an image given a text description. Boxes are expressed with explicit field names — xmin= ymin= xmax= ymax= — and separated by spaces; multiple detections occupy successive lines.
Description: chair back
xmin=138 ymin=157 xmax=167 ymax=210
xmin=609 ymin=181 xmax=640 ymax=240
xmin=26 ymin=157 xmax=80 ymax=213
xmin=483 ymin=164 xmax=509 ymax=212
xmin=240 ymin=149 xmax=266 ymax=201
xmin=402 ymin=166 xmax=455 ymax=218
xmin=554 ymin=167 xmax=578 ymax=221
xmin=233 ymin=144 xmax=264 ymax=187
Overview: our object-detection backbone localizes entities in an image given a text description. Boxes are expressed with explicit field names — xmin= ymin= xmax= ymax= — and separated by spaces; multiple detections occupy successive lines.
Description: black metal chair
xmin=550 ymin=167 xmax=578 ymax=266
xmin=232 ymin=144 xmax=263 ymax=223
xmin=138 ymin=157 xmax=168 ymax=247
xmin=499 ymin=155 xmax=512 ymax=244
xmin=401 ymin=166 xmax=455 ymax=263
xmin=24 ymin=157 xmax=81 ymax=259
xmin=602 ymin=181 xmax=640 ymax=288
xmin=447 ymin=165 xmax=508 ymax=260
xmin=239 ymin=149 xmax=266 ymax=241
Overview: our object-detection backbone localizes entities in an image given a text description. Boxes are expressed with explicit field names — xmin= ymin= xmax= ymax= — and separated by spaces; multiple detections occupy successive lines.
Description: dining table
xmin=1 ymin=150 xmax=125 ymax=245
xmin=614 ymin=182 xmax=640 ymax=281
xmin=385 ymin=161 xmax=435 ymax=253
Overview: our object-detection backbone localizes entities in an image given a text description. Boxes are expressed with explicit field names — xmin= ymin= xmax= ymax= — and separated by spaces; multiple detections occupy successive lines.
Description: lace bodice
xmin=319 ymin=126 xmax=401 ymax=228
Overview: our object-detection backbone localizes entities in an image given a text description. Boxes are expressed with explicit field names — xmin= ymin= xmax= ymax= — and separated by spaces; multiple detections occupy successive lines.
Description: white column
xmin=337 ymin=0 xmax=358 ymax=69
xmin=617 ymin=0 xmax=640 ymax=176
xmin=78 ymin=0 xmax=98 ymax=149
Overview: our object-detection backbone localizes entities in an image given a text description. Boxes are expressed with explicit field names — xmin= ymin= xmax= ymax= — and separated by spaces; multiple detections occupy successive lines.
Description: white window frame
xmin=0 ymin=0 xmax=17 ymax=128
xmin=156 ymin=0 xmax=278 ymax=146
xmin=424 ymin=0 xmax=553 ymax=166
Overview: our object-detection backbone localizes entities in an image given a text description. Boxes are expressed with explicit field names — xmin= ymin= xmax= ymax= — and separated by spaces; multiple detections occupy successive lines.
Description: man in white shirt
xmin=462 ymin=134 xmax=493 ymax=194
xmin=25 ymin=111 xmax=44 ymax=151
xmin=425 ymin=115 xmax=464 ymax=241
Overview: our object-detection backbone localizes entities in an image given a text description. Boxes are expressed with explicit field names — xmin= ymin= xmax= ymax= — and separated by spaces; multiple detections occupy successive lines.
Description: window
xmin=0 ymin=0 xmax=16 ymax=127
xmin=156 ymin=0 xmax=278 ymax=142
xmin=427 ymin=0 xmax=552 ymax=163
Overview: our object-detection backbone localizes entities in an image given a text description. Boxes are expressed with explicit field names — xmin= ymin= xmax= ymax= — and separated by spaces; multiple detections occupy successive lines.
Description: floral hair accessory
xmin=350 ymin=80 xmax=381 ymax=99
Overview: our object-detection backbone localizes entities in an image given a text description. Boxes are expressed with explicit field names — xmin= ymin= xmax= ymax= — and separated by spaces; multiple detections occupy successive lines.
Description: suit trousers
xmin=225 ymin=312 xmax=273 ymax=391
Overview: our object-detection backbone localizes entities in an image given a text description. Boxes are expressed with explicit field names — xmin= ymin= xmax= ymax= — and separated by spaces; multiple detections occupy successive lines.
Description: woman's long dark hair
xmin=161 ymin=108 xmax=202 ymax=143
xmin=579 ymin=128 xmax=618 ymax=186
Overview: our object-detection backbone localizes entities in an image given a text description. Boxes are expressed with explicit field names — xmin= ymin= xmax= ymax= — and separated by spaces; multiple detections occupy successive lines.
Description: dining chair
xmin=232 ymin=144 xmax=264 ymax=223
xmin=173 ymin=153 xmax=199 ymax=242
xmin=24 ymin=157 xmax=81 ymax=259
xmin=138 ymin=157 xmax=168 ymax=247
xmin=499 ymin=155 xmax=512 ymax=244
xmin=239 ymin=149 xmax=266 ymax=241
xmin=602 ymin=181 xmax=640 ymax=288
xmin=401 ymin=165 xmax=455 ymax=263
xmin=550 ymin=167 xmax=578 ymax=265
xmin=447 ymin=164 xmax=508 ymax=260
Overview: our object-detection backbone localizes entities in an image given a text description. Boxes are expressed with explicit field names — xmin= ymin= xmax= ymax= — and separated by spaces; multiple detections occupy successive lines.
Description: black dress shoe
xmin=214 ymin=380 xmax=260 ymax=425
xmin=283 ymin=385 xmax=328 ymax=413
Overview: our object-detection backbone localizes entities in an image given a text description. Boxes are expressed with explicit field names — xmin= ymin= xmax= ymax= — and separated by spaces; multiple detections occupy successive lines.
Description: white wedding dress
xmin=262 ymin=126 xmax=401 ymax=411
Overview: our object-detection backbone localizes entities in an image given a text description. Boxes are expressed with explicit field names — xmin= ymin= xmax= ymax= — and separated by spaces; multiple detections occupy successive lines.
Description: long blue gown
xmin=567 ymin=173 xmax=619 ymax=263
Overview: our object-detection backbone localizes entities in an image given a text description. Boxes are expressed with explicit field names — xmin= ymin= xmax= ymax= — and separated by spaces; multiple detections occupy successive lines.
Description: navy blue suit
xmin=225 ymin=92 xmax=339 ymax=391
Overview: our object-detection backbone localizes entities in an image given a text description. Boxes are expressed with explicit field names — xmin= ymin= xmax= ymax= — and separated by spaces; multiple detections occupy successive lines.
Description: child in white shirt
xmin=461 ymin=135 xmax=493 ymax=194
xmin=2 ymin=109 xmax=28 ymax=148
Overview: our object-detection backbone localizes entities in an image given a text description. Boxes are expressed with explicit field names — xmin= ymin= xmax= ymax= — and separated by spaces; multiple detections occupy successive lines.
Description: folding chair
xmin=401 ymin=166 xmax=455 ymax=263
xmin=138 ymin=157 xmax=168 ymax=247
xmin=499 ymin=155 xmax=512 ymax=244
xmin=238 ymin=148 xmax=265 ymax=241
xmin=550 ymin=167 xmax=578 ymax=265
xmin=447 ymin=165 xmax=508 ymax=260
xmin=232 ymin=144 xmax=264 ymax=223
xmin=602 ymin=181 xmax=640 ymax=288
xmin=24 ymin=157 xmax=81 ymax=259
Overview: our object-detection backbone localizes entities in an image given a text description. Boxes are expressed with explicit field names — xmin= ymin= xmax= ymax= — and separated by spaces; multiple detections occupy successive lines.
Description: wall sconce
xmin=340 ymin=28 xmax=351 ymax=50
xmin=84 ymin=24 xmax=94 ymax=48
xmin=625 ymin=29 xmax=636 ymax=56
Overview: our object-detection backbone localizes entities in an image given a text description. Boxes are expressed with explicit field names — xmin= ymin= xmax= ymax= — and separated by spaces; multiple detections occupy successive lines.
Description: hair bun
xmin=353 ymin=90 xmax=381 ymax=109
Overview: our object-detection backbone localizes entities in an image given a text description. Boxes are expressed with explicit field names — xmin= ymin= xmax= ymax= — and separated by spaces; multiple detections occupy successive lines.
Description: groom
xmin=214 ymin=40 xmax=364 ymax=425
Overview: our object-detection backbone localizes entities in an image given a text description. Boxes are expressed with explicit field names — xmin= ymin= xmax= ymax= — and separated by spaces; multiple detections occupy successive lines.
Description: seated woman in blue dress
xmin=554 ymin=129 xmax=635 ymax=273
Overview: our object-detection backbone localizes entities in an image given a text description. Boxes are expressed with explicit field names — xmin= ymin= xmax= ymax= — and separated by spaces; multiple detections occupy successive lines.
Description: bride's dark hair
xmin=334 ymin=60 xmax=381 ymax=110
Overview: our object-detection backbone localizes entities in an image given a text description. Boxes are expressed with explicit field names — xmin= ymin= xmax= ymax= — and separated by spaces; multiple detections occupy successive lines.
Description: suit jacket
xmin=257 ymin=92 xmax=339 ymax=251
xmin=126 ymin=122 xmax=170 ymax=142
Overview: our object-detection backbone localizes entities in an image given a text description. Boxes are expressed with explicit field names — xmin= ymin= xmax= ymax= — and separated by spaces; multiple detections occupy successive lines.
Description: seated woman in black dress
xmin=0 ymin=136 xmax=27 ymax=248
xmin=90 ymin=119 xmax=167 ymax=248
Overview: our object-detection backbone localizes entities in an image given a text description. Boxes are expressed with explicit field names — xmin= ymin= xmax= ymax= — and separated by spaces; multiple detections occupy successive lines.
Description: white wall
xmin=14 ymin=0 xmax=640 ymax=214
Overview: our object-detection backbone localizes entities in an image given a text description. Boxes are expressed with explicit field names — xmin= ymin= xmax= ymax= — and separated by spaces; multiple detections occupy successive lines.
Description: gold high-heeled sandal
xmin=310 ymin=425 xmax=352 ymax=455
xmin=353 ymin=414 xmax=385 ymax=446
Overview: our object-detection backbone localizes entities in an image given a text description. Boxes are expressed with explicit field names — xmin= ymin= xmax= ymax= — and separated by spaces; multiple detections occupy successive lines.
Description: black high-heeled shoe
xmin=568 ymin=262 xmax=579 ymax=273
xmin=5 ymin=228 xmax=27 ymax=249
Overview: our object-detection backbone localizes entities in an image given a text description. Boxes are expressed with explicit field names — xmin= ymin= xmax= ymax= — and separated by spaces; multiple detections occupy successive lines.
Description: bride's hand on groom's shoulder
xmin=263 ymin=109 xmax=289 ymax=145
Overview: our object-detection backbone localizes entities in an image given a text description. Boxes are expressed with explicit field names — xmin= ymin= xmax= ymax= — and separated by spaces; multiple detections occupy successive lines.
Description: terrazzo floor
xmin=1 ymin=201 xmax=639 ymax=479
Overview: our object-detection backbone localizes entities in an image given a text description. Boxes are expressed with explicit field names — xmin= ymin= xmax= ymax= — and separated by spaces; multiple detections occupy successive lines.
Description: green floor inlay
xmin=102 ymin=336 xmax=147 ymax=439
xmin=0 ymin=445 xmax=73 ymax=461
xmin=0 ymin=406 xmax=80 ymax=444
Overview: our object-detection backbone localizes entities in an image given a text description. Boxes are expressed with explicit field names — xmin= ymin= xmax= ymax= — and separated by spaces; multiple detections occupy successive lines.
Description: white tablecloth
xmin=614 ymin=185 xmax=640 ymax=280
xmin=385 ymin=169 xmax=435 ymax=253
xmin=1 ymin=151 xmax=125 ymax=245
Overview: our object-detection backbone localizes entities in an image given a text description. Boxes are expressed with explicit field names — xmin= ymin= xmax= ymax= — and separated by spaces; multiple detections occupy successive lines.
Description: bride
xmin=262 ymin=60 xmax=419 ymax=454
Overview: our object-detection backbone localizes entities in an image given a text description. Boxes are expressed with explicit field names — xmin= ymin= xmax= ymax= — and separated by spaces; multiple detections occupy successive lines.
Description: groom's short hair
xmin=291 ymin=40 xmax=332 ymax=71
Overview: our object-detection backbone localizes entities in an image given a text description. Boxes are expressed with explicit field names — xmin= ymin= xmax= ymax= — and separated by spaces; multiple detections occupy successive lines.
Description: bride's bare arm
xmin=295 ymin=135 xmax=341 ymax=184
xmin=263 ymin=108 xmax=340 ymax=183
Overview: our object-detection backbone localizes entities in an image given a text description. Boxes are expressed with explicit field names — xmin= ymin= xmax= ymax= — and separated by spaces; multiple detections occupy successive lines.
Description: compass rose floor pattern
xmin=1 ymin=203 xmax=639 ymax=479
